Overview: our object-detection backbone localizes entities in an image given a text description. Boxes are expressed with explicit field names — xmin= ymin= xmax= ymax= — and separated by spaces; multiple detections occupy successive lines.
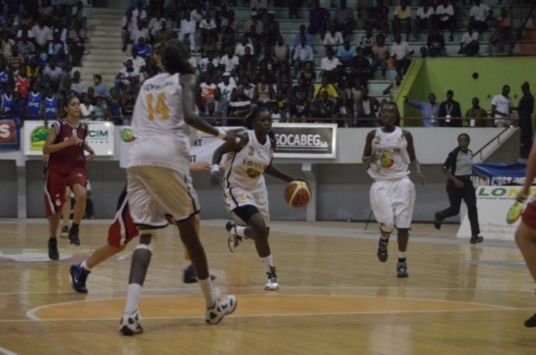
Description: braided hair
xmin=161 ymin=39 xmax=195 ymax=75
xmin=244 ymin=105 xmax=276 ymax=141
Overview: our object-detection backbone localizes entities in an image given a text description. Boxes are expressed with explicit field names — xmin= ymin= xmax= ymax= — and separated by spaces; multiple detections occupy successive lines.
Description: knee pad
xmin=380 ymin=225 xmax=394 ymax=235
xmin=136 ymin=230 xmax=155 ymax=253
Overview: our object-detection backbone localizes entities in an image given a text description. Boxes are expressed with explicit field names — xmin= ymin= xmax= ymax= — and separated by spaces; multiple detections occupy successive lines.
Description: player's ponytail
xmin=244 ymin=105 xmax=267 ymax=129
xmin=161 ymin=40 xmax=195 ymax=75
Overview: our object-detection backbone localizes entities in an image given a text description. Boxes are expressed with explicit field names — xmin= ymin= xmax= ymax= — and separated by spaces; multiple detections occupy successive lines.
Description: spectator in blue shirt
xmin=132 ymin=37 xmax=152 ymax=58
xmin=404 ymin=93 xmax=440 ymax=127
xmin=293 ymin=24 xmax=314 ymax=49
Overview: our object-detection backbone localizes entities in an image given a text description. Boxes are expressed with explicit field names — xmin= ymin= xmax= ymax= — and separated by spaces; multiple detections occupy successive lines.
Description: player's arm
xmin=180 ymin=73 xmax=243 ymax=143
xmin=518 ymin=136 xmax=536 ymax=201
xmin=264 ymin=138 xmax=297 ymax=183
xmin=83 ymin=141 xmax=96 ymax=160
xmin=210 ymin=137 xmax=249 ymax=187
xmin=43 ymin=123 xmax=81 ymax=154
xmin=361 ymin=130 xmax=377 ymax=168
xmin=404 ymin=130 xmax=426 ymax=185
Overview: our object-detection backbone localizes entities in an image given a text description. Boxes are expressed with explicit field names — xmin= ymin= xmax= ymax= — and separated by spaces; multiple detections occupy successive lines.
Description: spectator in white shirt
xmin=132 ymin=1 xmax=147 ymax=22
xmin=219 ymin=47 xmax=239 ymax=73
xmin=323 ymin=25 xmax=344 ymax=52
xmin=200 ymin=13 xmax=217 ymax=46
xmin=43 ymin=58 xmax=64 ymax=92
xmin=126 ymin=48 xmax=146 ymax=71
xmin=121 ymin=9 xmax=134 ymax=52
xmin=320 ymin=47 xmax=341 ymax=81
xmin=491 ymin=84 xmax=513 ymax=127
xmin=131 ymin=19 xmax=149 ymax=45
xmin=190 ymin=4 xmax=206 ymax=25
xmin=459 ymin=26 xmax=480 ymax=56
xmin=235 ymin=36 xmax=254 ymax=57
xmin=293 ymin=36 xmax=314 ymax=79
xmin=180 ymin=12 xmax=197 ymax=51
xmin=114 ymin=59 xmax=140 ymax=96
xmin=469 ymin=0 xmax=492 ymax=33
xmin=217 ymin=72 xmax=237 ymax=102
xmin=198 ymin=51 xmax=219 ymax=72
xmin=31 ymin=18 xmax=53 ymax=50
xmin=148 ymin=12 xmax=166 ymax=40
xmin=414 ymin=0 xmax=434 ymax=41
xmin=391 ymin=34 xmax=413 ymax=77
xmin=435 ymin=0 xmax=455 ymax=41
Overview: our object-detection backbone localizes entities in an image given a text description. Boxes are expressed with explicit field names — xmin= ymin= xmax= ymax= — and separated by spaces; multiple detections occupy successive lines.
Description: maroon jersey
xmin=47 ymin=119 xmax=88 ymax=173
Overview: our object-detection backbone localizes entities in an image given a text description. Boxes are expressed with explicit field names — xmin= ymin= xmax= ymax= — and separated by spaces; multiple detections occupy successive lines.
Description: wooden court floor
xmin=0 ymin=218 xmax=535 ymax=355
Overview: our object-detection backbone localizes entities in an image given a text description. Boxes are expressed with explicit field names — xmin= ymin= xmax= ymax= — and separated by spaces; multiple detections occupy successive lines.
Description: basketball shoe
xmin=470 ymin=235 xmax=484 ymax=244
xmin=68 ymin=226 xmax=80 ymax=246
xmin=119 ymin=310 xmax=143 ymax=335
xmin=48 ymin=238 xmax=59 ymax=261
xmin=265 ymin=266 xmax=279 ymax=290
xmin=397 ymin=262 xmax=408 ymax=278
xmin=377 ymin=237 xmax=389 ymax=262
xmin=226 ymin=221 xmax=242 ymax=253
xmin=60 ymin=226 xmax=69 ymax=238
xmin=205 ymin=295 xmax=237 ymax=325
xmin=70 ymin=263 xmax=90 ymax=293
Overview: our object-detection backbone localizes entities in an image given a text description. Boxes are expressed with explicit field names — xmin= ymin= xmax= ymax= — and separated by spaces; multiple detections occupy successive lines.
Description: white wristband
xmin=211 ymin=164 xmax=220 ymax=173
xmin=216 ymin=128 xmax=227 ymax=140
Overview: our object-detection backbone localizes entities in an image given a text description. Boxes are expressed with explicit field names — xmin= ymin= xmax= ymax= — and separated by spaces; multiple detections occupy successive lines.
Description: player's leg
xmin=515 ymin=204 xmax=536 ymax=327
xmin=60 ymin=187 xmax=71 ymax=238
xmin=67 ymin=168 xmax=88 ymax=246
xmin=393 ymin=179 xmax=416 ymax=278
xmin=370 ymin=181 xmax=395 ymax=263
xmin=182 ymin=214 xmax=216 ymax=284
xmin=71 ymin=187 xmax=136 ymax=293
xmin=44 ymin=169 xmax=66 ymax=261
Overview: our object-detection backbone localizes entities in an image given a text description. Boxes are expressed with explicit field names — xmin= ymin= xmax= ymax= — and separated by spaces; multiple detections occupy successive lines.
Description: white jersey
xmin=367 ymin=126 xmax=410 ymax=181
xmin=128 ymin=72 xmax=190 ymax=173
xmin=222 ymin=130 xmax=273 ymax=192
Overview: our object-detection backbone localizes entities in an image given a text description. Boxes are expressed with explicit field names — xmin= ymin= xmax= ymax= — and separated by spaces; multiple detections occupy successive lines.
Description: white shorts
xmin=223 ymin=185 xmax=270 ymax=227
xmin=127 ymin=165 xmax=200 ymax=227
xmin=370 ymin=178 xmax=415 ymax=229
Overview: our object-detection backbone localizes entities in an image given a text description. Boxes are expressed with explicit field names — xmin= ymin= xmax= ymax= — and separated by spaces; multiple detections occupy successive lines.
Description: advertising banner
xmin=473 ymin=163 xmax=528 ymax=185
xmin=271 ymin=123 xmax=337 ymax=159
xmin=0 ymin=119 xmax=21 ymax=151
xmin=457 ymin=185 xmax=536 ymax=240
xmin=23 ymin=121 xmax=114 ymax=156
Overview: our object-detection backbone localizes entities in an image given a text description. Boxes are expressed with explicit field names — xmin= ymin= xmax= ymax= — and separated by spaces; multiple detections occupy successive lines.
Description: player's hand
xmin=68 ymin=134 xmax=83 ymax=146
xmin=210 ymin=170 xmax=222 ymax=187
xmin=190 ymin=161 xmax=210 ymax=172
xmin=87 ymin=150 xmax=96 ymax=161
xmin=454 ymin=179 xmax=464 ymax=189
xmin=517 ymin=188 xmax=529 ymax=203
xmin=294 ymin=177 xmax=311 ymax=190
xmin=417 ymin=172 xmax=426 ymax=186
xmin=224 ymin=128 xmax=247 ymax=144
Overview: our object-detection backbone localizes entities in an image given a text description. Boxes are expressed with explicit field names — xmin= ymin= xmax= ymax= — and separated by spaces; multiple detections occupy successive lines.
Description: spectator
xmin=43 ymin=58 xmax=63 ymax=92
xmin=120 ymin=84 xmax=136 ymax=125
xmin=465 ymin=97 xmax=490 ymax=127
xmin=48 ymin=32 xmax=69 ymax=58
xmin=114 ymin=59 xmax=140 ymax=96
xmin=333 ymin=0 xmax=354 ymax=39
xmin=308 ymin=0 xmax=331 ymax=40
xmin=320 ymin=47 xmax=341 ymax=81
xmin=254 ymin=72 xmax=274 ymax=110
xmin=227 ymin=85 xmax=252 ymax=122
xmin=68 ymin=21 xmax=87 ymax=66
xmin=199 ymin=13 xmax=217 ymax=46
xmin=43 ymin=88 xmax=58 ymax=122
xmin=312 ymin=90 xmax=336 ymax=122
xmin=264 ymin=12 xmax=280 ymax=47
xmin=323 ymin=25 xmax=344 ymax=53
xmin=80 ymin=93 xmax=95 ymax=120
xmin=92 ymin=74 xmax=111 ymax=99
xmin=16 ymin=33 xmax=36 ymax=61
xmin=393 ymin=0 xmax=412 ymax=42
xmin=108 ymin=87 xmax=123 ymax=125
xmin=132 ymin=37 xmax=152 ymax=58
xmin=404 ymin=92 xmax=440 ymax=127
xmin=93 ymin=96 xmax=111 ymax=121
xmin=336 ymin=38 xmax=357 ymax=68
xmin=383 ymin=75 xmax=403 ymax=101
xmin=180 ymin=12 xmax=197 ymax=52
xmin=217 ymin=72 xmax=236 ymax=102
xmin=491 ymin=8 xmax=512 ymax=53
xmin=7 ymin=46 xmax=25 ymax=73
xmin=517 ymin=82 xmax=534 ymax=159
xmin=427 ymin=29 xmax=446 ymax=57
xmin=334 ymin=89 xmax=354 ymax=127
xmin=198 ymin=62 xmax=221 ymax=86
xmin=435 ymin=0 xmax=455 ymax=42
xmin=205 ymin=89 xmax=229 ymax=126
xmin=313 ymin=75 xmax=338 ymax=100
xmin=351 ymin=47 xmax=371 ymax=87
xmin=26 ymin=82 xmax=43 ymax=120
xmin=459 ymin=26 xmax=480 ymax=56
xmin=126 ymin=48 xmax=146 ymax=72
xmin=391 ymin=34 xmax=413 ymax=77
xmin=198 ymin=51 xmax=219 ymax=73
xmin=31 ymin=18 xmax=53 ymax=52
xmin=244 ymin=11 xmax=264 ymax=35
xmin=239 ymin=46 xmax=257 ymax=74
xmin=469 ymin=0 xmax=492 ymax=34
xmin=121 ymin=10 xmax=134 ymax=52
xmin=273 ymin=35 xmax=290 ymax=63
xmin=244 ymin=24 xmax=263 ymax=56
xmin=370 ymin=34 xmax=389 ymax=79
xmin=14 ymin=70 xmax=30 ymax=99
xmin=219 ymin=47 xmax=239 ymax=74
xmin=288 ymin=77 xmax=312 ymax=120
xmin=132 ymin=0 xmax=147 ymax=22
xmin=148 ymin=11 xmax=166 ymax=43
xmin=70 ymin=71 xmax=86 ymax=97
xmin=0 ymin=31 xmax=15 ymax=58
xmin=199 ymin=75 xmax=218 ymax=110
xmin=293 ymin=24 xmax=314 ymax=49
xmin=438 ymin=89 xmax=463 ymax=127
xmin=131 ymin=19 xmax=149 ymax=44
xmin=235 ymin=35 xmax=254 ymax=57
xmin=369 ymin=0 xmax=390 ymax=34
xmin=414 ymin=0 xmax=434 ymax=41
xmin=354 ymin=86 xmax=380 ymax=127
xmin=153 ymin=20 xmax=172 ymax=47
xmin=293 ymin=36 xmax=314 ymax=79
xmin=491 ymin=84 xmax=513 ymax=127
xmin=358 ymin=28 xmax=376 ymax=56
xmin=72 ymin=1 xmax=87 ymax=29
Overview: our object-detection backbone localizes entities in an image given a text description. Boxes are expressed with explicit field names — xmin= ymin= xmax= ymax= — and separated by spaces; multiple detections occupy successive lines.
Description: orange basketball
xmin=284 ymin=181 xmax=312 ymax=208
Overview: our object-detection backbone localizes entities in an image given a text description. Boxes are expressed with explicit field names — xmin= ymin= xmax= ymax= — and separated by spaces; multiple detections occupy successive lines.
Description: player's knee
xmin=380 ymin=225 xmax=394 ymax=235
xmin=137 ymin=229 xmax=155 ymax=252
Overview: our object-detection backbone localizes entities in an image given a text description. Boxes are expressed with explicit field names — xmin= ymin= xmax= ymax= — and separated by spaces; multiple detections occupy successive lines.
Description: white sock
xmin=398 ymin=252 xmax=406 ymax=259
xmin=235 ymin=226 xmax=246 ymax=237
xmin=261 ymin=255 xmax=274 ymax=273
xmin=198 ymin=278 xmax=216 ymax=308
xmin=81 ymin=260 xmax=91 ymax=272
xmin=124 ymin=283 xmax=142 ymax=314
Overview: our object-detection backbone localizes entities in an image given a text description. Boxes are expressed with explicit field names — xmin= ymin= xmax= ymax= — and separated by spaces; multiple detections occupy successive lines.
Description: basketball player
xmin=362 ymin=102 xmax=426 ymax=278
xmin=210 ymin=106 xmax=306 ymax=291
xmin=43 ymin=96 xmax=95 ymax=260
xmin=118 ymin=40 xmax=242 ymax=335
xmin=69 ymin=161 xmax=215 ymax=294
xmin=515 ymin=137 xmax=536 ymax=328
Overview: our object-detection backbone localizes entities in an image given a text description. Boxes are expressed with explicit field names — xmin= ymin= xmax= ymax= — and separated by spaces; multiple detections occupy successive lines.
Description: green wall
xmin=397 ymin=57 xmax=536 ymax=127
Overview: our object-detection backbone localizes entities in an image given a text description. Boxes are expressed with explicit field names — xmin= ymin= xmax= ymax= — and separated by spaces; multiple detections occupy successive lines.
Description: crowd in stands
xmin=0 ymin=0 xmax=519 ymax=128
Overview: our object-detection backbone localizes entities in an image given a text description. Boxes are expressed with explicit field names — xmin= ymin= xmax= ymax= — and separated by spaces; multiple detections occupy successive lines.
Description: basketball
xmin=284 ymin=181 xmax=311 ymax=208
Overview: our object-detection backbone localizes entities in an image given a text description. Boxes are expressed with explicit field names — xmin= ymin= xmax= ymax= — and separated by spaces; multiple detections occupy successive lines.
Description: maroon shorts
xmin=107 ymin=188 xmax=139 ymax=247
xmin=44 ymin=167 xmax=87 ymax=216
xmin=522 ymin=198 xmax=536 ymax=230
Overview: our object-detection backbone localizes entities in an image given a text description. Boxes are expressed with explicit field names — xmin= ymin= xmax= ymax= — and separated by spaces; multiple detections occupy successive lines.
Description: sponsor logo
xmin=0 ymin=120 xmax=17 ymax=144
xmin=120 ymin=127 xmax=135 ymax=142
xmin=30 ymin=125 xmax=51 ymax=151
